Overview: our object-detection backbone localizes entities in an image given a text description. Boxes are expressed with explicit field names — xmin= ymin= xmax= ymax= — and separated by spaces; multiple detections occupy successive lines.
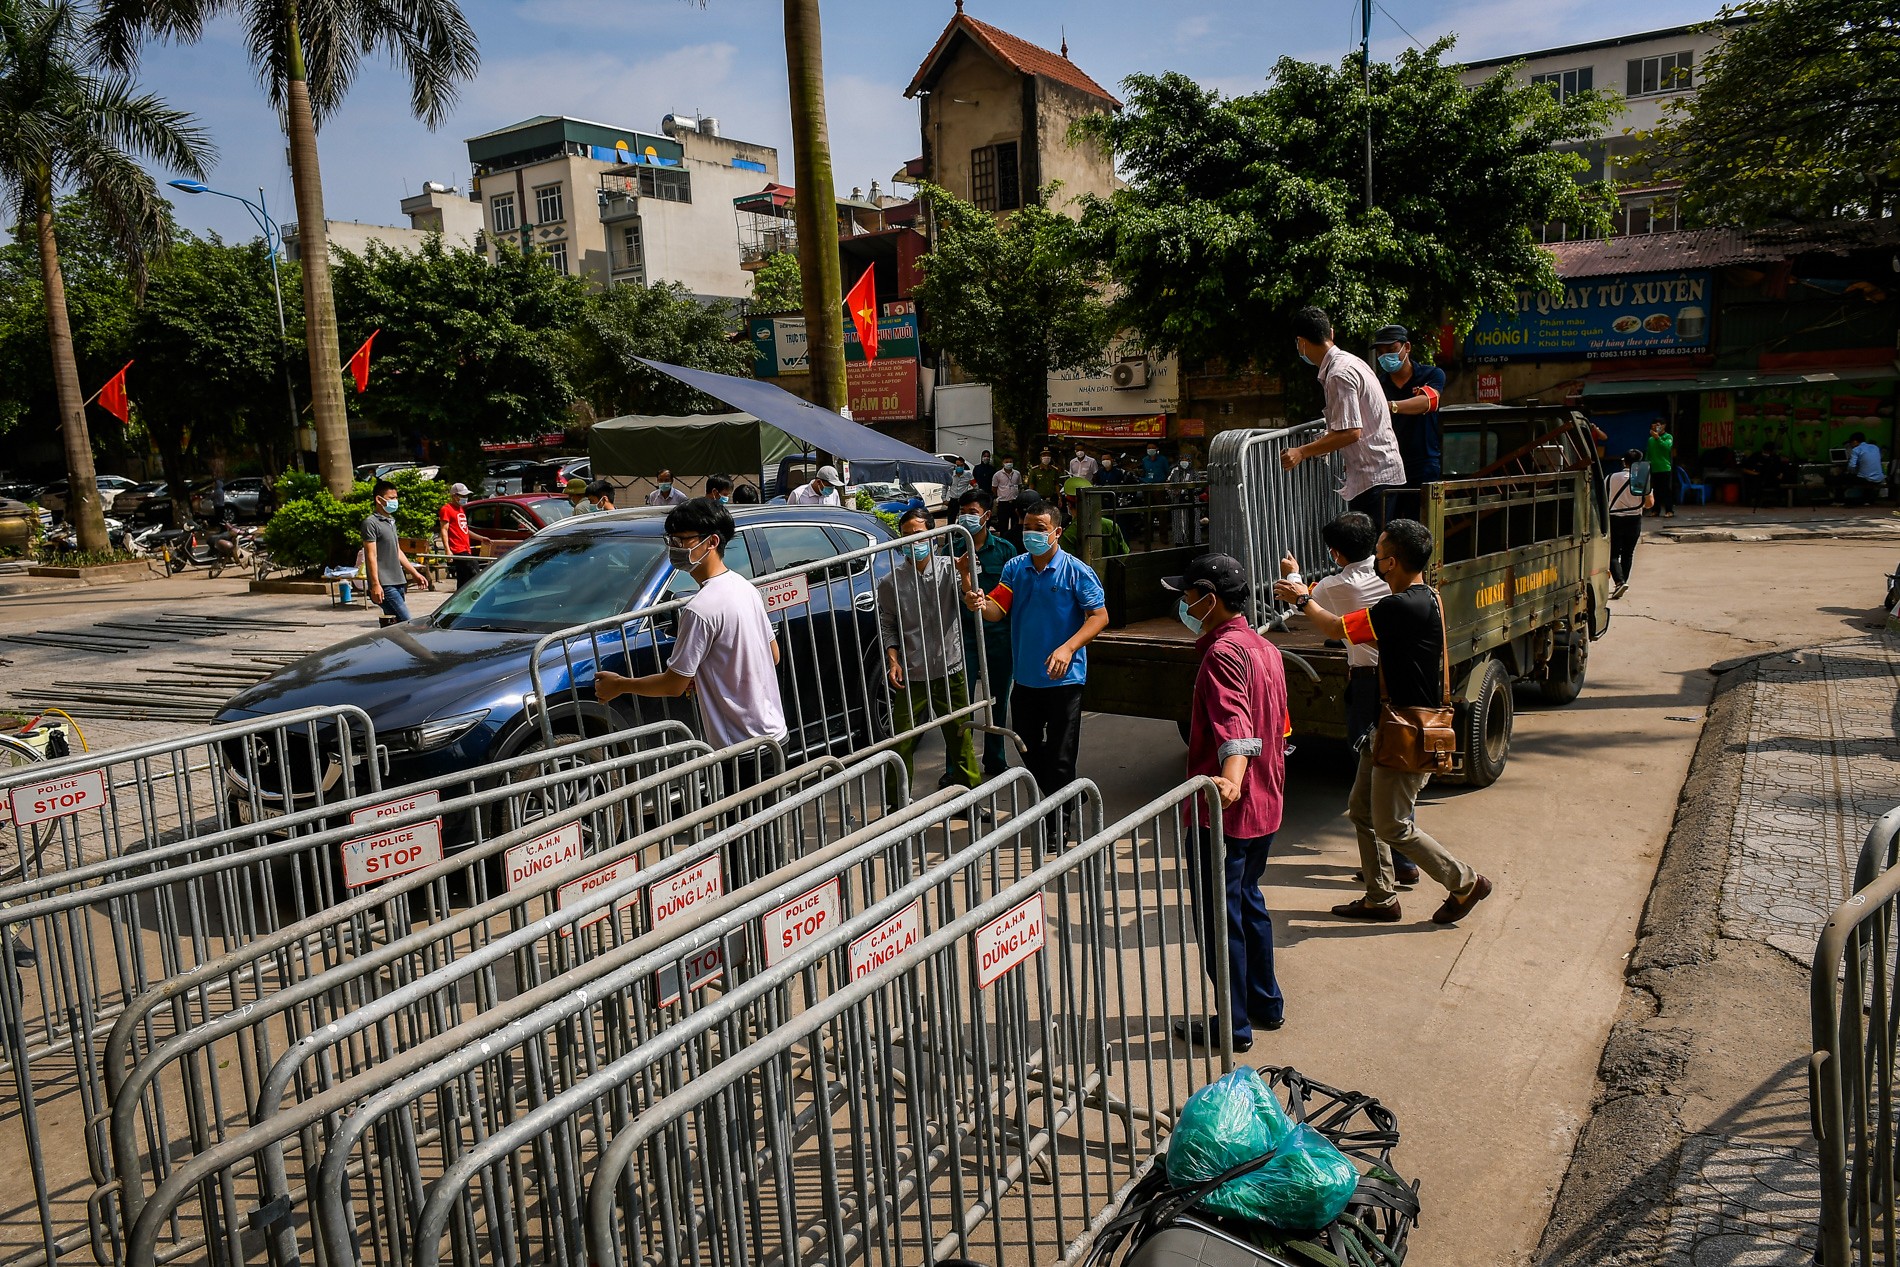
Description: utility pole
xmin=1363 ymin=0 xmax=1374 ymax=212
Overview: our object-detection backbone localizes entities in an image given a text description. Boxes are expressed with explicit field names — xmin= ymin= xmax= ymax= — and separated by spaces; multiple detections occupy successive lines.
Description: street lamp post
xmin=169 ymin=179 xmax=305 ymax=471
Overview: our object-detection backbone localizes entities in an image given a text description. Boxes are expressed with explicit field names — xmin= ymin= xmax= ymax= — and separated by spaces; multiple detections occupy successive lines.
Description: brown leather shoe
xmin=1432 ymin=874 xmax=1494 ymax=925
xmin=1331 ymin=898 xmax=1402 ymax=922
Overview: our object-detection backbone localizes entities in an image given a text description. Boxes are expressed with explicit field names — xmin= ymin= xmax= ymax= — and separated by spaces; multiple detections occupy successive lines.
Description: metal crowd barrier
xmin=1812 ymin=806 xmax=1900 ymax=1267
xmin=0 ymin=720 xmax=696 ymax=1265
xmin=1072 ymin=480 xmax=1209 ymax=567
xmin=1208 ymin=421 xmax=1345 ymax=629
xmin=121 ymin=752 xmax=952 ymax=1266
xmin=573 ymin=778 xmax=1226 ymax=1267
xmin=0 ymin=704 xmax=379 ymax=884
xmin=528 ymin=525 xmax=995 ymax=769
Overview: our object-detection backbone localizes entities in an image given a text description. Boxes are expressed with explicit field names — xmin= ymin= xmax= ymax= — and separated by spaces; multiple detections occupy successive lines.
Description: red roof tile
xmin=906 ymin=12 xmax=1120 ymax=107
xmin=1551 ymin=221 xmax=1900 ymax=278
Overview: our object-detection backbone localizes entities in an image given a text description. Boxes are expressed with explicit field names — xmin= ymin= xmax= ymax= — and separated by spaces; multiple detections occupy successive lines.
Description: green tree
xmin=0 ymin=0 xmax=210 ymax=550
xmin=1073 ymin=45 xmax=1616 ymax=389
xmin=749 ymin=250 xmax=804 ymax=313
xmin=131 ymin=232 xmax=303 ymax=511
xmin=912 ymin=183 xmax=1112 ymax=458
xmin=1642 ymin=0 xmax=1899 ymax=225
xmin=331 ymin=237 xmax=584 ymax=486
xmin=568 ymin=280 xmax=754 ymax=419
xmin=96 ymin=0 xmax=480 ymax=498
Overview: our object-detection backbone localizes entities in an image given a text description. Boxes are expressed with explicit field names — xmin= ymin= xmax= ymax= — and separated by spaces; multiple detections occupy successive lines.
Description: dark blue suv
xmin=215 ymin=504 xmax=896 ymax=809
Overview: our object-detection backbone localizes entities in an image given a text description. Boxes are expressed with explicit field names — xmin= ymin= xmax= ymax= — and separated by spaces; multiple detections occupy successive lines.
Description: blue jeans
xmin=378 ymin=582 xmax=411 ymax=622
xmin=1187 ymin=827 xmax=1284 ymax=1040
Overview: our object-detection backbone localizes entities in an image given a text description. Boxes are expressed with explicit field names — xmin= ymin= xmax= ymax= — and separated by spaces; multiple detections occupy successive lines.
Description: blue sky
xmin=136 ymin=0 xmax=1723 ymax=242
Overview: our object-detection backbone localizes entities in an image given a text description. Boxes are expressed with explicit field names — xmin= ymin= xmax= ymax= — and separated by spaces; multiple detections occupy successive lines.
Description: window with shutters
xmin=969 ymin=143 xmax=1022 ymax=213
xmin=491 ymin=194 xmax=516 ymax=233
xmin=534 ymin=183 xmax=564 ymax=224
xmin=1530 ymin=67 xmax=1593 ymax=101
xmin=1626 ymin=52 xmax=1693 ymax=97
xmin=994 ymin=141 xmax=1021 ymax=211
xmin=970 ymin=146 xmax=996 ymax=211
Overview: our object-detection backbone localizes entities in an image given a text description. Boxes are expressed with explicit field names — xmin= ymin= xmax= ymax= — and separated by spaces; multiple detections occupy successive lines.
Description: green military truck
xmin=1078 ymin=404 xmax=1612 ymax=786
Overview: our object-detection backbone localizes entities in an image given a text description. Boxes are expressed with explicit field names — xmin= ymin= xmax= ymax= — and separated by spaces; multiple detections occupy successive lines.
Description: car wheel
xmin=1538 ymin=620 xmax=1588 ymax=706
xmin=1458 ymin=659 xmax=1513 ymax=788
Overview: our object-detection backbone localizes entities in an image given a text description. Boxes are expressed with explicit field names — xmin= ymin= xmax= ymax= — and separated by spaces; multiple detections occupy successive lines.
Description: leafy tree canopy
xmin=749 ymin=250 xmax=803 ymax=313
xmin=1073 ymin=43 xmax=1616 ymax=380
xmin=331 ymin=237 xmax=584 ymax=485
xmin=565 ymin=279 xmax=753 ymax=419
xmin=912 ymin=183 xmax=1112 ymax=454
xmin=1642 ymin=0 xmax=1900 ymax=225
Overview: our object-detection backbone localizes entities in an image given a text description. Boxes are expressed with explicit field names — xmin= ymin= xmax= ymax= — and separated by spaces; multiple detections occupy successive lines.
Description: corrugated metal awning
xmin=1581 ymin=366 xmax=1899 ymax=397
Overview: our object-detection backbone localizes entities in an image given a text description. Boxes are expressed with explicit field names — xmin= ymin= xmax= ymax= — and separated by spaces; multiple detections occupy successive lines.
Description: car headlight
xmin=396 ymin=709 xmax=491 ymax=753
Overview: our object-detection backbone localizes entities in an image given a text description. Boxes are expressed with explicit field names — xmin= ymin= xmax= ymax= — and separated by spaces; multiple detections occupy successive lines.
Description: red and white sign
xmin=505 ymin=821 xmax=584 ymax=890
xmin=648 ymin=855 xmax=723 ymax=930
xmin=1476 ymin=371 xmax=1503 ymax=404
xmin=974 ymin=896 xmax=1046 ymax=989
xmin=850 ymin=899 xmax=923 ymax=981
xmin=8 ymin=769 xmax=107 ymax=826
xmin=760 ymin=575 xmax=809 ymax=617
xmin=339 ymin=818 xmax=443 ymax=888
xmin=762 ymin=877 xmax=842 ymax=967
xmin=557 ymin=856 xmax=642 ymax=933
xmin=656 ymin=942 xmax=725 ymax=1007
xmin=349 ymin=789 xmax=441 ymax=826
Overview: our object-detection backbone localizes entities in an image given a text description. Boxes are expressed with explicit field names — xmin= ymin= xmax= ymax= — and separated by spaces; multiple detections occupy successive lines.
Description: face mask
xmin=905 ymin=540 xmax=933 ymax=562
xmin=1177 ymin=594 xmax=1211 ymax=636
xmin=1003 ymin=462 xmax=1014 ymax=471
xmin=1378 ymin=352 xmax=1405 ymax=374
xmin=667 ymin=537 xmax=714 ymax=570
xmin=958 ymin=514 xmax=985 ymax=536
xmin=657 ymin=483 xmax=672 ymax=494
xmin=1147 ymin=450 xmax=1158 ymax=458
xmin=383 ymin=497 xmax=399 ymax=513
xmin=1297 ymin=348 xmax=1315 ymax=366
xmin=1022 ymin=530 xmax=1054 ymax=556
xmin=718 ymin=495 xmax=730 ymax=504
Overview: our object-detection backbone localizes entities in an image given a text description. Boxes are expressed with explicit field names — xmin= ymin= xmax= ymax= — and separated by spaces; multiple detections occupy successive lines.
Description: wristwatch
xmin=1295 ymin=594 xmax=1312 ymax=611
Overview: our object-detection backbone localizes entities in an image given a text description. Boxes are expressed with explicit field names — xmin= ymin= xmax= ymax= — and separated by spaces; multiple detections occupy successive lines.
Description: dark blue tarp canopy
xmin=639 ymin=358 xmax=952 ymax=486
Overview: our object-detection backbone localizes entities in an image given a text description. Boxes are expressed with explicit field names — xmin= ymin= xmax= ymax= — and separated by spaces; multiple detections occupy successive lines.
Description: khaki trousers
xmin=1347 ymin=746 xmax=1478 ymax=906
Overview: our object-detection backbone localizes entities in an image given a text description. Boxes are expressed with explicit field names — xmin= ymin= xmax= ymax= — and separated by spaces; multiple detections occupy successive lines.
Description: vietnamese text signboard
xmin=751 ymin=313 xmax=919 ymax=376
xmin=848 ymin=358 xmax=919 ymax=422
xmin=1467 ymin=271 xmax=1713 ymax=363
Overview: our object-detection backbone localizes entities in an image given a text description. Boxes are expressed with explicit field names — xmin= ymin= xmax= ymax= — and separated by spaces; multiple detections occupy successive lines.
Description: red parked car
xmin=462 ymin=494 xmax=576 ymax=556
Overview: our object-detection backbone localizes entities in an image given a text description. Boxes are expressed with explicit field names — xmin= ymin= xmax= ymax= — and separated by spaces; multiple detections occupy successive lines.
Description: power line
xmin=1376 ymin=2 xmax=1430 ymax=53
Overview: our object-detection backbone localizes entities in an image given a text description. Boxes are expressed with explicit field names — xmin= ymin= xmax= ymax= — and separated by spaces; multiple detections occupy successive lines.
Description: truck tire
xmin=1539 ymin=621 xmax=1588 ymax=705
xmin=1459 ymin=659 xmax=1512 ymax=788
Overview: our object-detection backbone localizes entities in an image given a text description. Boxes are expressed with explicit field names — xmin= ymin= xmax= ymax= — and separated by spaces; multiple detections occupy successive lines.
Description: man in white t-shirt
xmin=789 ymin=465 xmax=843 ymax=507
xmin=595 ymin=499 xmax=787 ymax=748
xmin=1280 ymin=306 xmax=1408 ymax=526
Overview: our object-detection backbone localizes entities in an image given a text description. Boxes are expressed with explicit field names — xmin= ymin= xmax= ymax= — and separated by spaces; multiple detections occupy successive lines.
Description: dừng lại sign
xmin=1466 ymin=271 xmax=1713 ymax=363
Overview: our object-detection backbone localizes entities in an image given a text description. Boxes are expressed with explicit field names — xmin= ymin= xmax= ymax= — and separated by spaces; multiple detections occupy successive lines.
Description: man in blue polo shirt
xmin=1372 ymin=324 xmax=1445 ymax=522
xmin=964 ymin=495 xmax=1109 ymax=797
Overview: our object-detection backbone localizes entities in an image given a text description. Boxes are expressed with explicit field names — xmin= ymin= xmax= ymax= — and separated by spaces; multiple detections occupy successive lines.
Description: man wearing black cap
xmin=1372 ymin=324 xmax=1445 ymax=522
xmin=1161 ymin=553 xmax=1289 ymax=1052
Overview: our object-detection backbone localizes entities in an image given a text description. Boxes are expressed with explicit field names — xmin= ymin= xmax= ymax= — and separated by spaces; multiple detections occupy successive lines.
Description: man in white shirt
xmin=1281 ymin=511 xmax=1389 ymax=747
xmin=1605 ymin=449 xmax=1653 ymax=599
xmin=789 ymin=464 xmax=843 ymax=507
xmin=645 ymin=469 xmax=689 ymax=506
xmin=990 ymin=456 xmax=1024 ymax=535
xmin=1067 ymin=448 xmax=1099 ymax=480
xmin=1280 ymin=307 xmax=1409 ymax=526
xmin=595 ymin=498 xmax=787 ymax=751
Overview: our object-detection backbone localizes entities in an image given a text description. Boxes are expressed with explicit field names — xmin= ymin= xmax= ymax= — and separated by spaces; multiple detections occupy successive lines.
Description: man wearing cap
xmin=1163 ymin=553 xmax=1289 ymax=1052
xmin=436 ymin=481 xmax=489 ymax=586
xmin=645 ymin=469 xmax=688 ymax=507
xmin=1371 ymin=324 xmax=1445 ymax=522
xmin=1281 ymin=306 xmax=1408 ymax=527
xmin=565 ymin=477 xmax=592 ymax=514
xmin=791 ymin=465 xmax=843 ymax=507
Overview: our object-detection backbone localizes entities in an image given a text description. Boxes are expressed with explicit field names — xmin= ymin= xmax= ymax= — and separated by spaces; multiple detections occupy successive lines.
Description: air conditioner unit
xmin=1111 ymin=356 xmax=1149 ymax=390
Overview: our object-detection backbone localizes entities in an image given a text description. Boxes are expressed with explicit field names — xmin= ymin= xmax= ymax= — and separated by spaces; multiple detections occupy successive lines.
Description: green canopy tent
xmin=588 ymin=411 xmax=807 ymax=481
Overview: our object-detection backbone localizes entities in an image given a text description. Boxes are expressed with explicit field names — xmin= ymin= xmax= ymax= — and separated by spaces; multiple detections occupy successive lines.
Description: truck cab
xmin=1080 ymin=405 xmax=1611 ymax=787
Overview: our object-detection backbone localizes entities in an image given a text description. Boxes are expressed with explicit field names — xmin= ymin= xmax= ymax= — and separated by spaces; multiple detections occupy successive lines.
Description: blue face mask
xmin=718 ymin=495 xmax=730 ymax=504
xmin=658 ymin=483 xmax=672 ymax=495
xmin=1177 ymin=594 xmax=1208 ymax=636
xmin=1297 ymin=347 xmax=1315 ymax=366
xmin=1378 ymin=352 xmax=1405 ymax=374
xmin=957 ymin=514 xmax=985 ymax=536
xmin=383 ymin=497 xmax=399 ymax=514
xmin=1022 ymin=530 xmax=1055 ymax=557
xmin=905 ymin=540 xmax=933 ymax=562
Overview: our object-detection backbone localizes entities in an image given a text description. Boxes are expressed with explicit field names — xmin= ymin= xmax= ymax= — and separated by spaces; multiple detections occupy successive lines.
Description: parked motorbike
xmin=142 ymin=517 xmax=255 ymax=576
xmin=41 ymin=515 xmax=129 ymax=555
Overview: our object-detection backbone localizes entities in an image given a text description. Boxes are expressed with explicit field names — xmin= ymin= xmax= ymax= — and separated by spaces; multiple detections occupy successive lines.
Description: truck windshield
xmin=433 ymin=535 xmax=663 ymax=632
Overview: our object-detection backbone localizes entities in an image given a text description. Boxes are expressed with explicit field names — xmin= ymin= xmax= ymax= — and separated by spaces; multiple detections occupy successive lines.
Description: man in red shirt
xmin=436 ymin=482 xmax=488 ymax=585
xmin=1162 ymin=553 xmax=1289 ymax=1052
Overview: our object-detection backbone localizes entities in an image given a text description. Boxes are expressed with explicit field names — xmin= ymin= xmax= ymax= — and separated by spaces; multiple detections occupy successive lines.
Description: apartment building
xmin=464 ymin=113 xmax=779 ymax=302
xmin=1461 ymin=19 xmax=1742 ymax=239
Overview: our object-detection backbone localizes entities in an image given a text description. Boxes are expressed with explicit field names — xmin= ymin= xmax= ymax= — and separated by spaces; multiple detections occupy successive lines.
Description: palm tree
xmin=0 ymin=0 xmax=212 ymax=553
xmin=783 ymin=0 xmax=846 ymax=413
xmin=95 ymin=0 xmax=479 ymax=497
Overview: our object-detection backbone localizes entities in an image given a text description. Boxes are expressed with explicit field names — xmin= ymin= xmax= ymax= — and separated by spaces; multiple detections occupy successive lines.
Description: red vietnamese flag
xmin=347 ymin=329 xmax=380 ymax=393
xmin=95 ymin=360 xmax=133 ymax=423
xmin=844 ymin=267 xmax=878 ymax=361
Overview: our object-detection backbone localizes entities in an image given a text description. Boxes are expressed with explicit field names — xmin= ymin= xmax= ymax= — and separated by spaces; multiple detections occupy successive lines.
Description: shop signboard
xmin=1047 ymin=413 xmax=1167 ymax=440
xmin=847 ymin=358 xmax=919 ymax=422
xmin=1047 ymin=338 xmax=1178 ymax=416
xmin=1701 ymin=379 xmax=1896 ymax=459
xmin=1467 ymin=271 xmax=1713 ymax=363
xmin=751 ymin=313 xmax=919 ymax=377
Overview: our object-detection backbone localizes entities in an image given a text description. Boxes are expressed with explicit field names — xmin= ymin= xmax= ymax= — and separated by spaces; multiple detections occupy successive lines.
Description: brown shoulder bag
xmin=1370 ymin=587 xmax=1456 ymax=774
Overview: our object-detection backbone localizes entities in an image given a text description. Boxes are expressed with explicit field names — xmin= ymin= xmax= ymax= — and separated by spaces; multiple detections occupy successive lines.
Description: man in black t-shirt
xmin=1273 ymin=519 xmax=1494 ymax=925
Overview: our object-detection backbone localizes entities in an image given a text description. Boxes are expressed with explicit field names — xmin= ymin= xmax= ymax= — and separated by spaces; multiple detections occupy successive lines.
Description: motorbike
xmin=144 ymin=517 xmax=255 ymax=577
xmin=41 ymin=515 xmax=129 ymax=554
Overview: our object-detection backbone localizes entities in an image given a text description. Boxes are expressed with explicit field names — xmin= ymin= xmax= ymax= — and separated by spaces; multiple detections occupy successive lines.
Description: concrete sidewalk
xmin=1536 ymin=631 xmax=1900 ymax=1266
xmin=1652 ymin=502 xmax=1900 ymax=544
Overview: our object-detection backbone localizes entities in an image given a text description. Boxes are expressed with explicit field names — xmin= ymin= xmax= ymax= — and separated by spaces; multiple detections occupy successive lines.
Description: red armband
xmin=1342 ymin=608 xmax=1376 ymax=645
xmin=1413 ymin=385 xmax=1440 ymax=410
xmin=989 ymin=583 xmax=1013 ymax=614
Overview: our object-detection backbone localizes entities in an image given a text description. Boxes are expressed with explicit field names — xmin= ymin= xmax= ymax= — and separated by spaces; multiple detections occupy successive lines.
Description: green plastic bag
xmin=1165 ymin=1067 xmax=1360 ymax=1230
